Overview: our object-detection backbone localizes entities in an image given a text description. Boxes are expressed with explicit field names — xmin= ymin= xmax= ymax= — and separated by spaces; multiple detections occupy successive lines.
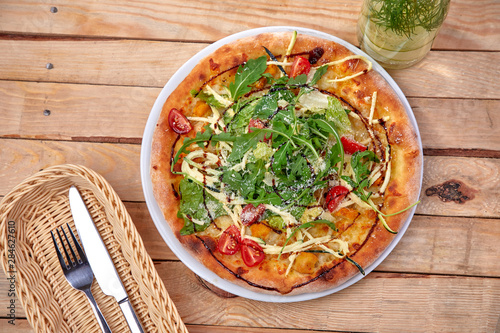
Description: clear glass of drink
xmin=357 ymin=0 xmax=451 ymax=69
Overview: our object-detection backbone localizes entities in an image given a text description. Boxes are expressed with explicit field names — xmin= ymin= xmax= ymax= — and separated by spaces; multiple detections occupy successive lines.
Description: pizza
xmin=150 ymin=31 xmax=421 ymax=295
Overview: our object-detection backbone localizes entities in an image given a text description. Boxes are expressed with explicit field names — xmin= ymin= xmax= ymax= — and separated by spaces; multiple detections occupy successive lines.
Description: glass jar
xmin=357 ymin=0 xmax=451 ymax=69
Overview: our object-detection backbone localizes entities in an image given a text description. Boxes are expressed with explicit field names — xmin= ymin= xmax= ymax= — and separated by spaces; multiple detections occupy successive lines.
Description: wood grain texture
xmin=410 ymin=97 xmax=500 ymax=152
xmin=128 ymin=200 xmax=500 ymax=278
xmin=387 ymin=51 xmax=500 ymax=99
xmin=0 ymin=38 xmax=205 ymax=88
xmin=0 ymin=138 xmax=142 ymax=201
xmin=0 ymin=38 xmax=499 ymax=99
xmin=419 ymin=156 xmax=500 ymax=218
xmin=0 ymin=1 xmax=498 ymax=333
xmin=159 ymin=264 xmax=500 ymax=333
xmin=0 ymin=0 xmax=498 ymax=51
xmin=1 ymin=138 xmax=499 ymax=217
xmin=1 ymin=264 xmax=499 ymax=332
xmin=0 ymin=81 xmax=160 ymax=141
xmin=0 ymin=319 xmax=353 ymax=333
xmin=1 ymin=81 xmax=500 ymax=153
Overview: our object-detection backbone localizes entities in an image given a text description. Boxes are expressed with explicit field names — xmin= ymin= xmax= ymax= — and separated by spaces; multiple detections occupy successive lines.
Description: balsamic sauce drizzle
xmin=170 ymin=47 xmax=392 ymax=292
xmin=196 ymin=235 xmax=280 ymax=292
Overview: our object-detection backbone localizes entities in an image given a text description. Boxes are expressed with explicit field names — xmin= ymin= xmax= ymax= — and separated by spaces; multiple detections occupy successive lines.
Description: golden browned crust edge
xmin=150 ymin=31 xmax=422 ymax=296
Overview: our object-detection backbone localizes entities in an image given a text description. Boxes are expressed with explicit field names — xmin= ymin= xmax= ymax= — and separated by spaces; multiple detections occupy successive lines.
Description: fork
xmin=51 ymin=223 xmax=111 ymax=333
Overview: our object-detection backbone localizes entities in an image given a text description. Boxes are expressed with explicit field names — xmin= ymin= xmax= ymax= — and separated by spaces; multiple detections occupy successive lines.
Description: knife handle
xmin=119 ymin=298 xmax=144 ymax=333
xmin=84 ymin=289 xmax=112 ymax=333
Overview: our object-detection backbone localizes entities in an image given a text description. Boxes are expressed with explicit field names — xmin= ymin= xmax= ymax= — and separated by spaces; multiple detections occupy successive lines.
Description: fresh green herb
xmin=370 ymin=0 xmax=451 ymax=38
xmin=287 ymin=74 xmax=308 ymax=86
xmin=351 ymin=150 xmax=380 ymax=183
xmin=312 ymin=118 xmax=344 ymax=176
xmin=222 ymin=159 xmax=266 ymax=199
xmin=309 ymin=65 xmax=328 ymax=85
xmin=178 ymin=178 xmax=225 ymax=235
xmin=229 ymin=56 xmax=268 ymax=101
xmin=227 ymin=129 xmax=266 ymax=162
xmin=171 ymin=127 xmax=236 ymax=169
xmin=341 ymin=150 xmax=380 ymax=202
xmin=190 ymin=89 xmax=226 ymax=108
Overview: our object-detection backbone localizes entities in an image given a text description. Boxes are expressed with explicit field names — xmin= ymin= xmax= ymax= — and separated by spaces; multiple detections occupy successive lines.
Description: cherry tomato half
xmin=289 ymin=56 xmax=311 ymax=78
xmin=326 ymin=185 xmax=350 ymax=212
xmin=217 ymin=225 xmax=241 ymax=255
xmin=248 ymin=118 xmax=265 ymax=132
xmin=241 ymin=239 xmax=265 ymax=267
xmin=240 ymin=203 xmax=266 ymax=226
xmin=340 ymin=136 xmax=368 ymax=155
xmin=248 ymin=118 xmax=271 ymax=141
xmin=168 ymin=108 xmax=192 ymax=134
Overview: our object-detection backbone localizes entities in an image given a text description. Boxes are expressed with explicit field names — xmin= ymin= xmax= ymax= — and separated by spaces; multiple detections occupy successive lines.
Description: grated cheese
xmin=368 ymin=91 xmax=377 ymax=125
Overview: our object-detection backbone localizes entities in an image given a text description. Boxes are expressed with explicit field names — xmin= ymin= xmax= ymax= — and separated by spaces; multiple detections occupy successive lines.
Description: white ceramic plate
xmin=140 ymin=26 xmax=423 ymax=302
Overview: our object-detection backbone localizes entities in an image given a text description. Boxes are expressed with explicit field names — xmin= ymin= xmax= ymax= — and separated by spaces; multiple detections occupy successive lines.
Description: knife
xmin=69 ymin=186 xmax=145 ymax=333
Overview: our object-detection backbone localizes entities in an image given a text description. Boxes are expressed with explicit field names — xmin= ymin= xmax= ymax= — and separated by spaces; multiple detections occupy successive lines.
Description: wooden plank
xmin=377 ymin=215 xmax=500 ymax=277
xmin=386 ymin=50 xmax=500 ymax=99
xmin=0 ymin=319 xmax=32 ymax=331
xmin=1 ymin=265 xmax=499 ymax=332
xmin=1 ymin=138 xmax=499 ymax=217
xmin=0 ymin=81 xmax=160 ymax=141
xmin=419 ymin=156 xmax=500 ymax=218
xmin=0 ymin=0 xmax=497 ymax=51
xmin=0 ymin=38 xmax=205 ymax=88
xmin=159 ymin=264 xmax=500 ymax=333
xmin=0 ymin=38 xmax=499 ymax=99
xmin=1 ymin=81 xmax=500 ymax=153
xmin=411 ymin=97 xmax=500 ymax=152
xmin=0 ymin=319 xmax=353 ymax=333
xmin=128 ymin=200 xmax=500 ymax=278
xmin=0 ymin=139 xmax=143 ymax=201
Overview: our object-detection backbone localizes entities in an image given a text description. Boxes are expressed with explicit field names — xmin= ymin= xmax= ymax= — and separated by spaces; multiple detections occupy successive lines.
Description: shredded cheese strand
xmin=284 ymin=30 xmax=298 ymax=63
xmin=368 ymin=91 xmax=377 ymax=125
xmin=326 ymin=55 xmax=373 ymax=82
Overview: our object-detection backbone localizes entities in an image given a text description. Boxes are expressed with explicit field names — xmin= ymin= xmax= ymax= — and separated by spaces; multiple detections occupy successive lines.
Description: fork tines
xmin=51 ymin=223 xmax=85 ymax=270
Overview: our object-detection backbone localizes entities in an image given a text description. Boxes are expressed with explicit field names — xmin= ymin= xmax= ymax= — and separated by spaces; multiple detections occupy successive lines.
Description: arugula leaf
xmin=351 ymin=150 xmax=380 ymax=183
xmin=309 ymin=65 xmax=328 ymax=85
xmin=312 ymin=118 xmax=344 ymax=176
xmin=229 ymin=56 xmax=267 ymax=101
xmin=172 ymin=127 xmax=236 ymax=168
xmin=227 ymin=99 xmax=258 ymax=135
xmin=253 ymin=87 xmax=296 ymax=120
xmin=227 ymin=129 xmax=265 ymax=162
xmin=245 ymin=190 xmax=282 ymax=206
xmin=191 ymin=89 xmax=226 ymax=108
xmin=287 ymin=74 xmax=308 ymax=86
xmin=178 ymin=178 xmax=225 ymax=235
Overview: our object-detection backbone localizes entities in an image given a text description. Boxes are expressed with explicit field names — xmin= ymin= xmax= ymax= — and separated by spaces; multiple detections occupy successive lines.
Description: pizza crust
xmin=150 ymin=31 xmax=422 ymax=296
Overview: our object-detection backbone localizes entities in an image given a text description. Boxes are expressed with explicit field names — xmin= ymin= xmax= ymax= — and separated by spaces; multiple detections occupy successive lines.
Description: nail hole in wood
xmin=50 ymin=7 xmax=58 ymax=13
xmin=43 ymin=110 xmax=51 ymax=116
xmin=46 ymin=63 xmax=54 ymax=70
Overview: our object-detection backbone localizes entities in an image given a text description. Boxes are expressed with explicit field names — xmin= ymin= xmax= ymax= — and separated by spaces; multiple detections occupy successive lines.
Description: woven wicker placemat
xmin=0 ymin=164 xmax=188 ymax=333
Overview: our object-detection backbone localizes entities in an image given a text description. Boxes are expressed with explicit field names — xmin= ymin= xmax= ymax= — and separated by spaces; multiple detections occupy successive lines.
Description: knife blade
xmin=69 ymin=186 xmax=145 ymax=333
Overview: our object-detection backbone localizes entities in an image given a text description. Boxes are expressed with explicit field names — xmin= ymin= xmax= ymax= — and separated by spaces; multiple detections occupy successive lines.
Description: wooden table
xmin=1 ymin=1 xmax=499 ymax=332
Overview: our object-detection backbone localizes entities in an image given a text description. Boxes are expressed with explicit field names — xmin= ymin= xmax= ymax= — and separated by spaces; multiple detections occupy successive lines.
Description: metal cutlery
xmin=69 ymin=186 xmax=145 ymax=333
xmin=51 ymin=223 xmax=111 ymax=333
